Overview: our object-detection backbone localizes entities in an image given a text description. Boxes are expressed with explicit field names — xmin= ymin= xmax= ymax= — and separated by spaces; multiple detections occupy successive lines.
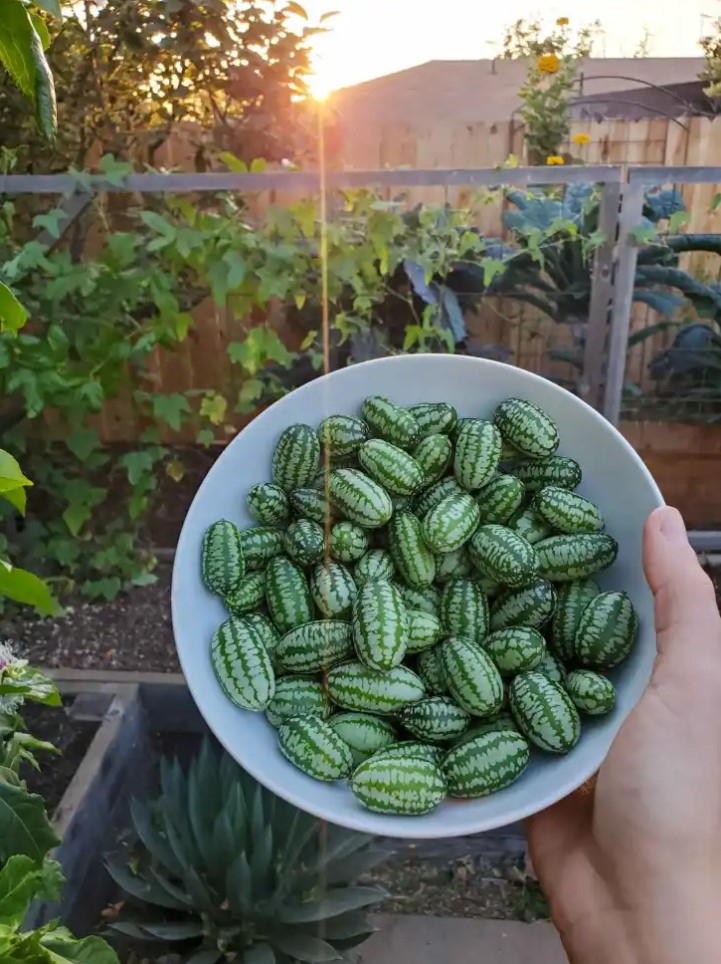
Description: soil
xmin=21 ymin=699 xmax=98 ymax=812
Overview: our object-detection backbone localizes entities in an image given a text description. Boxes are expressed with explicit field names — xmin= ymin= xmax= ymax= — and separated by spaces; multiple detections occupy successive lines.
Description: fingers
xmin=526 ymin=787 xmax=594 ymax=884
xmin=643 ymin=506 xmax=721 ymax=662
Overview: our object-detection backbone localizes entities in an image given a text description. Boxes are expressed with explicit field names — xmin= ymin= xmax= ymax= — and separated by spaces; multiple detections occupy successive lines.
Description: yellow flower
xmin=556 ymin=17 xmax=570 ymax=26
xmin=546 ymin=155 xmax=566 ymax=166
xmin=573 ymin=132 xmax=591 ymax=146
xmin=537 ymin=52 xmax=561 ymax=74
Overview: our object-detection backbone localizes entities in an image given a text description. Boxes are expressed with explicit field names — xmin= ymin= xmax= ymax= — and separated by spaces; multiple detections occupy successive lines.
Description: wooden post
xmin=602 ymin=181 xmax=645 ymax=425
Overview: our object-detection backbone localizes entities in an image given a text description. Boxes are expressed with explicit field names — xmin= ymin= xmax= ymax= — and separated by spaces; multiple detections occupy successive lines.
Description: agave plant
xmin=106 ymin=741 xmax=389 ymax=963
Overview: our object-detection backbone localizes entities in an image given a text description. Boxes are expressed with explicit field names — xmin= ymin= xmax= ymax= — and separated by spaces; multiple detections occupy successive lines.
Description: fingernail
xmin=658 ymin=506 xmax=688 ymax=545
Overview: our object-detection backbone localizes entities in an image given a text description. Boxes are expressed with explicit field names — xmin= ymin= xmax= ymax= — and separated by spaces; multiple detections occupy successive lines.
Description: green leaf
xmin=272 ymin=933 xmax=341 ymax=962
xmin=0 ymin=0 xmax=56 ymax=138
xmin=0 ymin=663 xmax=60 ymax=705
xmin=278 ymin=886 xmax=384 ymax=923
xmin=245 ymin=945 xmax=276 ymax=964
xmin=197 ymin=429 xmax=215 ymax=447
xmin=0 ymin=781 xmax=59 ymax=863
xmin=285 ymin=1 xmax=308 ymax=18
xmin=668 ymin=210 xmax=689 ymax=233
xmin=29 ymin=12 xmax=50 ymax=50
xmin=62 ymin=503 xmax=90 ymax=537
xmin=104 ymin=861 xmax=188 ymax=912
xmin=250 ymin=157 xmax=267 ymax=173
xmin=0 ymin=451 xmax=32 ymax=493
xmin=33 ymin=209 xmax=65 ymax=239
xmin=218 ymin=152 xmax=247 ymax=173
xmin=151 ymin=394 xmax=191 ymax=432
xmin=0 ymin=281 xmax=28 ymax=335
xmin=199 ymin=392 xmax=227 ymax=426
xmin=0 ymin=854 xmax=42 ymax=924
xmin=65 ymin=426 xmax=99 ymax=462
xmin=0 ymin=564 xmax=58 ymax=615
xmin=140 ymin=211 xmax=175 ymax=235
xmin=40 ymin=930 xmax=120 ymax=963
xmin=223 ymin=250 xmax=246 ymax=290
xmin=1 ymin=486 xmax=26 ymax=515
xmin=119 ymin=450 xmax=157 ymax=486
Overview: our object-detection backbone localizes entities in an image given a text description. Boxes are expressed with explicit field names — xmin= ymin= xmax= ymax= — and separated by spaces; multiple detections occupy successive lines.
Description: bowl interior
xmin=172 ymin=354 xmax=662 ymax=838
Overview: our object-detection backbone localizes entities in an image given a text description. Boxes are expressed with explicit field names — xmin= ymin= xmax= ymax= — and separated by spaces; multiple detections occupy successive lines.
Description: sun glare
xmin=308 ymin=73 xmax=333 ymax=102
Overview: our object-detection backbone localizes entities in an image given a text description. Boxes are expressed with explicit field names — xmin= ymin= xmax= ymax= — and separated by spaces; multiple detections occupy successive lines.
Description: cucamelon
xmin=535 ymin=534 xmax=618 ymax=582
xmin=435 ymin=547 xmax=473 ymax=583
xmin=225 ymin=571 xmax=266 ymax=616
xmin=490 ymin=578 xmax=557 ymax=631
xmin=351 ymin=755 xmax=446 ymax=815
xmin=247 ymin=483 xmax=288 ymax=526
xmin=408 ymin=401 xmax=457 ymax=438
xmin=494 ymin=398 xmax=559 ymax=459
xmin=278 ymin=717 xmax=353 ymax=781
xmin=275 ymin=619 xmax=353 ymax=673
xmin=406 ymin=609 xmax=444 ymax=655
xmin=512 ymin=456 xmax=582 ymax=492
xmin=202 ymin=519 xmax=244 ymax=596
xmin=476 ymin=474 xmax=525 ymax=525
xmin=468 ymin=525 xmax=538 ymax=588
xmin=353 ymin=580 xmax=409 ymax=671
xmin=535 ymin=650 xmax=567 ymax=687
xmin=416 ymin=646 xmax=449 ymax=696
xmin=359 ymin=439 xmax=425 ymax=496
xmin=453 ymin=712 xmax=519 ymax=746
xmin=507 ymin=505 xmax=552 ymax=545
xmin=361 ymin=396 xmax=420 ymax=449
xmin=551 ymin=579 xmax=600 ymax=661
xmin=389 ymin=511 xmax=436 ymax=589
xmin=309 ymin=561 xmax=357 ymax=619
xmin=444 ymin=730 xmax=530 ymax=798
xmin=283 ymin=519 xmax=325 ymax=567
xmin=370 ymin=742 xmax=443 ymax=765
xmin=265 ymin=556 xmax=313 ymax=634
xmin=397 ymin=584 xmax=440 ymax=616
xmin=265 ymin=677 xmax=331 ymax=728
xmin=289 ymin=487 xmax=330 ymax=526
xmin=329 ymin=712 xmax=397 ymax=764
xmin=329 ymin=469 xmax=393 ymax=528
xmin=354 ymin=549 xmax=395 ymax=588
xmin=319 ymin=414 xmax=370 ymax=456
xmin=509 ymin=671 xmax=581 ymax=754
xmin=239 ymin=526 xmax=284 ymax=571
xmin=330 ymin=521 xmax=368 ymax=563
xmin=565 ymin=670 xmax=617 ymax=716
xmin=439 ymin=636 xmax=504 ymax=718
xmin=422 ymin=492 xmax=481 ymax=553
xmin=454 ymin=419 xmax=502 ymax=491
xmin=210 ymin=616 xmax=275 ymax=711
xmin=533 ymin=486 xmax=604 ymax=534
xmin=414 ymin=476 xmax=465 ymax=518
xmin=272 ymin=424 xmax=320 ymax=491
xmin=573 ymin=591 xmax=638 ymax=669
xmin=484 ymin=627 xmax=546 ymax=676
xmin=440 ymin=577 xmax=489 ymax=644
xmin=414 ymin=434 xmax=453 ymax=484
xmin=399 ymin=697 xmax=470 ymax=743
xmin=327 ymin=661 xmax=425 ymax=714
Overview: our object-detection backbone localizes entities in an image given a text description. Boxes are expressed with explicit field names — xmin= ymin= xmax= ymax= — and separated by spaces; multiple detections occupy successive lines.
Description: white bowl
xmin=172 ymin=355 xmax=662 ymax=838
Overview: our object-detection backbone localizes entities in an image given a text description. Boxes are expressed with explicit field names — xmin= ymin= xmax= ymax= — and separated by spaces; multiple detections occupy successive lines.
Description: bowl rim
xmin=171 ymin=354 xmax=663 ymax=836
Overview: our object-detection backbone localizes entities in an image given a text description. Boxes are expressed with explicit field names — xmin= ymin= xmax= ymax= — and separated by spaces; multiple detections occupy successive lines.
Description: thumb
xmin=643 ymin=506 xmax=721 ymax=664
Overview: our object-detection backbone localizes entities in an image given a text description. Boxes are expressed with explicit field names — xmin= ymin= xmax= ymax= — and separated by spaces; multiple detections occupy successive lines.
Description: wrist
xmin=625 ymin=877 xmax=721 ymax=964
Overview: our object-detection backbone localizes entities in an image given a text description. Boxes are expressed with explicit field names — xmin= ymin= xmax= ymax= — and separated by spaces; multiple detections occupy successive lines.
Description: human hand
xmin=527 ymin=506 xmax=721 ymax=964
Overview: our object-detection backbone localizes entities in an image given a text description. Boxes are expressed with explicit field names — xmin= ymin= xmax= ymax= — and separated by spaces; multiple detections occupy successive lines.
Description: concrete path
xmin=358 ymin=915 xmax=567 ymax=964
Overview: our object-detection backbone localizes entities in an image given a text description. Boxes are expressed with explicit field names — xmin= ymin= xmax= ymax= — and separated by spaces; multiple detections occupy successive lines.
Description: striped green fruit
xmin=327 ymin=661 xmax=425 ymax=714
xmin=397 ymin=583 xmax=440 ymax=616
xmin=283 ymin=519 xmax=326 ymax=567
xmin=507 ymin=505 xmax=552 ymax=545
xmin=494 ymin=398 xmax=559 ymax=459
xmin=389 ymin=511 xmax=436 ymax=589
xmin=354 ymin=549 xmax=395 ymax=588
xmin=484 ymin=627 xmax=546 ymax=676
xmin=551 ymin=579 xmax=600 ymax=661
xmin=361 ymin=396 xmax=420 ymax=449
xmin=352 ymin=579 xmax=409 ymax=671
xmin=444 ymin=731 xmax=530 ymax=798
xmin=535 ymin=534 xmax=618 ymax=582
xmin=449 ymin=417 xmax=472 ymax=444
xmin=435 ymin=547 xmax=473 ymax=583
xmin=272 ymin=424 xmax=320 ymax=491
xmin=453 ymin=712 xmax=519 ymax=746
xmin=440 ymin=636 xmax=504 ymax=718
xmin=511 ymin=456 xmax=582 ymax=492
xmin=533 ymin=485 xmax=604 ymax=534
xmin=468 ymin=525 xmax=538 ymax=588
xmin=474 ymin=573 xmax=503 ymax=597
xmin=201 ymin=520 xmax=244 ymax=596
xmin=509 ymin=671 xmax=581 ymax=754
xmin=351 ymin=755 xmax=446 ymax=815
xmin=359 ymin=438 xmax=425 ymax=496
xmin=225 ymin=571 xmax=266 ymax=616
xmin=265 ymin=677 xmax=331 ymax=728
xmin=239 ymin=526 xmax=284 ymax=571
xmin=329 ymin=712 xmax=396 ymax=765
xmin=319 ymin=414 xmax=370 ymax=456
xmin=289 ymin=487 xmax=331 ymax=526
xmin=278 ymin=716 xmax=353 ymax=781
xmin=309 ymin=467 xmax=332 ymax=492
xmin=454 ymin=419 xmax=502 ymax=491
xmin=275 ymin=619 xmax=353 ymax=673
xmin=440 ymin=578 xmax=489 ymax=644
xmin=210 ymin=616 xmax=275 ymax=711
xmin=573 ymin=591 xmax=638 ymax=669
xmin=370 ymin=742 xmax=443 ymax=765
xmin=329 ymin=469 xmax=392 ymax=528
xmin=330 ymin=521 xmax=368 ymax=563
xmin=422 ymin=493 xmax=481 ymax=554
xmin=400 ymin=697 xmax=470 ymax=743
xmin=413 ymin=434 xmax=453 ymax=484
xmin=392 ymin=494 xmax=415 ymax=513
xmin=490 ymin=578 xmax=557 ymax=631
xmin=408 ymin=401 xmax=458 ymax=438
xmin=476 ymin=474 xmax=525 ymax=525
xmin=500 ymin=439 xmax=522 ymax=462
xmin=535 ymin=650 xmax=567 ymax=687
xmin=417 ymin=646 xmax=449 ymax=696
xmin=565 ymin=670 xmax=617 ymax=716
xmin=309 ymin=561 xmax=357 ymax=619
xmin=406 ymin=609 xmax=444 ymax=655
xmin=413 ymin=476 xmax=465 ymax=518
xmin=243 ymin=612 xmax=281 ymax=663
xmin=265 ymin=556 xmax=313 ymax=634
xmin=247 ymin=483 xmax=289 ymax=526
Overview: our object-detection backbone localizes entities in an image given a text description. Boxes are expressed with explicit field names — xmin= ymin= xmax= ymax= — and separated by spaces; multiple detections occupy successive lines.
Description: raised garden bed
xmin=28 ymin=670 xmax=536 ymax=949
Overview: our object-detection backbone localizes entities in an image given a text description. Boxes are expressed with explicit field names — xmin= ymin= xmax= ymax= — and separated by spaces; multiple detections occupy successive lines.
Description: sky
xmin=301 ymin=0 xmax=718 ymax=94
